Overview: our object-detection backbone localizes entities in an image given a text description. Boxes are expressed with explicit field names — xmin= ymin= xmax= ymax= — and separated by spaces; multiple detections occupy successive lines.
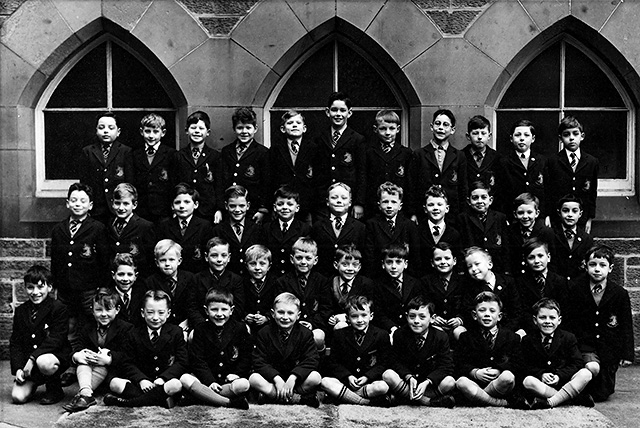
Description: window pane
xmin=565 ymin=110 xmax=627 ymax=179
xmin=565 ymin=44 xmax=625 ymax=108
xmin=44 ymin=112 xmax=98 ymax=179
xmin=112 ymin=43 xmax=174 ymax=108
xmin=47 ymin=43 xmax=107 ymax=108
xmin=495 ymin=111 xmax=560 ymax=157
xmin=499 ymin=43 xmax=560 ymax=108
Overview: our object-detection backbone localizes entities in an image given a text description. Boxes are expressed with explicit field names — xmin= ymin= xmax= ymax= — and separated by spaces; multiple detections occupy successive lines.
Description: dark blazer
xmin=416 ymin=222 xmax=461 ymax=276
xmin=516 ymin=270 xmax=569 ymax=330
xmin=10 ymin=297 xmax=70 ymax=375
xmin=520 ymin=329 xmax=584 ymax=385
xmin=243 ymin=273 xmax=278 ymax=333
xmin=155 ymin=215 xmax=212 ymax=274
xmin=422 ymin=273 xmax=465 ymax=323
xmin=496 ymin=151 xmax=548 ymax=215
xmin=456 ymin=327 xmax=522 ymax=378
xmin=262 ymin=219 xmax=312 ymax=277
xmin=252 ymin=321 xmax=319 ymax=382
xmin=462 ymin=273 xmax=523 ymax=333
xmin=74 ymin=317 xmax=133 ymax=375
xmin=373 ymin=274 xmax=424 ymax=332
xmin=173 ymin=144 xmax=223 ymax=219
xmin=504 ymin=219 xmax=555 ymax=276
xmin=462 ymin=145 xmax=502 ymax=194
xmin=110 ymin=282 xmax=147 ymax=328
xmin=324 ymin=325 xmax=391 ymax=383
xmin=212 ymin=219 xmax=264 ymax=276
xmin=275 ymin=271 xmax=331 ymax=331
xmin=547 ymin=150 xmax=599 ymax=220
xmin=327 ymin=275 xmax=375 ymax=315
xmin=146 ymin=270 xmax=195 ymax=327
xmin=189 ymin=319 xmax=253 ymax=385
xmin=80 ymin=140 xmax=134 ymax=217
xmin=190 ymin=269 xmax=245 ymax=327
xmin=107 ymin=214 xmax=156 ymax=279
xmin=50 ymin=216 xmax=110 ymax=293
xmin=457 ymin=210 xmax=508 ymax=274
xmin=390 ymin=325 xmax=454 ymax=385
xmin=364 ymin=214 xmax=419 ymax=276
xmin=221 ymin=139 xmax=270 ymax=213
xmin=132 ymin=144 xmax=176 ymax=220
xmin=550 ymin=226 xmax=593 ymax=281
xmin=311 ymin=216 xmax=366 ymax=276
xmin=119 ymin=323 xmax=188 ymax=383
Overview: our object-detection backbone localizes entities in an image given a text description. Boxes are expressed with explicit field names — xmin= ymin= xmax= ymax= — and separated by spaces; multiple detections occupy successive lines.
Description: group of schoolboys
xmin=10 ymin=92 xmax=633 ymax=414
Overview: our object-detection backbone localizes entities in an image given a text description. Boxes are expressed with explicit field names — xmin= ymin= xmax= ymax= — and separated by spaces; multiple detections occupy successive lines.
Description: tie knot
xmin=146 ymin=146 xmax=156 ymax=156
xmin=191 ymin=147 xmax=201 ymax=159
xmin=291 ymin=140 xmax=299 ymax=154
xmin=564 ymin=228 xmax=574 ymax=240
xmin=592 ymin=284 xmax=603 ymax=294
xmin=334 ymin=216 xmax=343 ymax=230
xmin=332 ymin=130 xmax=341 ymax=143
xmin=520 ymin=153 xmax=526 ymax=159
xmin=433 ymin=225 xmax=440 ymax=236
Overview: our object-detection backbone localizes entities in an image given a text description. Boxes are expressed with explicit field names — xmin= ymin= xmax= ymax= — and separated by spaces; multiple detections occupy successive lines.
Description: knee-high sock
xmin=548 ymin=382 xmax=580 ymax=407
xmin=339 ymin=385 xmax=370 ymax=405
xmin=463 ymin=382 xmax=508 ymax=407
xmin=187 ymin=380 xmax=229 ymax=407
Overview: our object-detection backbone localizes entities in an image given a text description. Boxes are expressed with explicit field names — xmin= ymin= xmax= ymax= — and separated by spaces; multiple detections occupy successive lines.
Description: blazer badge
xmin=607 ymin=314 xmax=619 ymax=328
xmin=313 ymin=299 xmax=319 ymax=312
xmin=583 ymin=180 xmax=591 ymax=191
xmin=369 ymin=354 xmax=377 ymax=367
xmin=116 ymin=166 xmax=124 ymax=177
xmin=496 ymin=234 xmax=502 ymax=246
xmin=81 ymin=243 xmax=93 ymax=258
xmin=231 ymin=346 xmax=239 ymax=361
xmin=306 ymin=165 xmax=313 ymax=179
xmin=129 ymin=242 xmax=139 ymax=256
xmin=489 ymin=175 xmax=495 ymax=187
xmin=396 ymin=166 xmax=405 ymax=177
xmin=536 ymin=173 xmax=544 ymax=186
xmin=168 ymin=355 xmax=175 ymax=366
xmin=343 ymin=152 xmax=353 ymax=164
xmin=193 ymin=246 xmax=202 ymax=260
xmin=244 ymin=165 xmax=256 ymax=178
xmin=450 ymin=171 xmax=457 ymax=183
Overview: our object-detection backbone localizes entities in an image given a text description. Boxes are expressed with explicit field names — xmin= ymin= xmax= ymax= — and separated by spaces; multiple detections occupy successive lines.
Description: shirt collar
xmin=332 ymin=213 xmax=348 ymax=222
xmin=566 ymin=148 xmax=581 ymax=161
xmin=332 ymin=125 xmax=347 ymax=137
xmin=147 ymin=326 xmax=161 ymax=336
xmin=146 ymin=142 xmax=161 ymax=152
xmin=516 ymin=149 xmax=531 ymax=159
xmin=431 ymin=140 xmax=449 ymax=151
xmin=473 ymin=146 xmax=487 ymax=156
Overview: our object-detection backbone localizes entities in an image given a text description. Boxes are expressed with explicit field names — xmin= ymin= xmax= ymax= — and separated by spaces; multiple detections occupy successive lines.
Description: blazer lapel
xmin=441 ymin=147 xmax=456 ymax=172
xmin=422 ymin=145 xmax=439 ymax=168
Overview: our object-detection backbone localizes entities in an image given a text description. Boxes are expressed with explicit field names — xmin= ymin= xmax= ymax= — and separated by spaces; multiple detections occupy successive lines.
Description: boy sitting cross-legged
xmin=321 ymin=295 xmax=391 ymax=406
xmin=249 ymin=292 xmax=322 ymax=407
xmin=180 ymin=289 xmax=252 ymax=409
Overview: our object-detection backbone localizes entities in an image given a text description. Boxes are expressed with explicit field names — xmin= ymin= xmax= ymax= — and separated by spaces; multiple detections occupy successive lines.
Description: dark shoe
xmin=507 ymin=394 xmax=530 ymax=410
xmin=573 ymin=392 xmax=595 ymax=408
xmin=64 ymin=394 xmax=96 ymax=412
xmin=370 ymin=394 xmax=394 ymax=408
xmin=103 ymin=393 xmax=127 ymax=407
xmin=40 ymin=385 xmax=65 ymax=405
xmin=300 ymin=393 xmax=320 ymax=408
xmin=165 ymin=394 xmax=179 ymax=409
xmin=531 ymin=397 xmax=551 ymax=410
xmin=430 ymin=394 xmax=455 ymax=408
xmin=229 ymin=396 xmax=250 ymax=410
xmin=60 ymin=372 xmax=76 ymax=387
xmin=257 ymin=392 xmax=268 ymax=405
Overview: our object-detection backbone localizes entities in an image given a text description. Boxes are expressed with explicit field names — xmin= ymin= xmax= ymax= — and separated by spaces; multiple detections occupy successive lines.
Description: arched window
xmin=265 ymin=39 xmax=407 ymax=146
xmin=495 ymin=38 xmax=634 ymax=195
xmin=36 ymin=37 xmax=177 ymax=196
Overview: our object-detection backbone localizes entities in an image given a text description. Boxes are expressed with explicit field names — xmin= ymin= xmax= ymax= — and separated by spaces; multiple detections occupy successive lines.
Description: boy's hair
xmin=273 ymin=292 xmax=300 ymax=309
xmin=467 ymin=115 xmax=491 ymax=133
xmin=281 ymin=109 xmax=305 ymax=126
xmin=206 ymin=236 xmax=230 ymax=253
xmin=274 ymin=185 xmax=300 ymax=203
xmin=469 ymin=180 xmax=492 ymax=195
xmin=375 ymin=109 xmax=400 ymax=125
xmin=154 ymin=239 xmax=182 ymax=259
xmin=513 ymin=192 xmax=539 ymax=212
xmin=291 ymin=236 xmax=317 ymax=255
xmin=24 ymin=265 xmax=52 ymax=286
xmin=432 ymin=109 xmax=456 ymax=127
xmin=381 ymin=243 xmax=409 ymax=261
xmin=558 ymin=115 xmax=583 ymax=134
xmin=186 ymin=110 xmax=211 ymax=130
xmin=140 ymin=113 xmax=166 ymax=130
xmin=225 ymin=184 xmax=249 ymax=202
xmin=474 ymin=291 xmax=502 ymax=310
xmin=174 ymin=182 xmax=199 ymax=203
xmin=327 ymin=91 xmax=352 ymax=109
xmin=557 ymin=193 xmax=583 ymax=211
xmin=532 ymin=297 xmax=561 ymax=317
xmin=509 ymin=119 xmax=536 ymax=136
xmin=585 ymin=244 xmax=615 ymax=264
xmin=67 ymin=182 xmax=94 ymax=201
xmin=432 ymin=241 xmax=455 ymax=258
xmin=96 ymin=111 xmax=120 ymax=128
xmin=143 ymin=289 xmax=172 ymax=310
xmin=205 ymin=288 xmax=234 ymax=306
xmin=334 ymin=243 xmax=362 ymax=263
xmin=245 ymin=244 xmax=272 ymax=263
xmin=406 ymin=295 xmax=435 ymax=314
xmin=344 ymin=295 xmax=374 ymax=314
xmin=112 ymin=182 xmax=138 ymax=202
xmin=522 ymin=237 xmax=549 ymax=258
xmin=327 ymin=182 xmax=352 ymax=197
xmin=377 ymin=181 xmax=403 ymax=201
xmin=111 ymin=253 xmax=137 ymax=272
xmin=232 ymin=107 xmax=257 ymax=127
xmin=463 ymin=246 xmax=492 ymax=262
xmin=93 ymin=288 xmax=121 ymax=311
xmin=424 ymin=184 xmax=448 ymax=204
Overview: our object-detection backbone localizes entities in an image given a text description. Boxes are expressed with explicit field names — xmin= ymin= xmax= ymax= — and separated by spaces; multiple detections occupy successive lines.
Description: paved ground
xmin=0 ymin=361 xmax=637 ymax=428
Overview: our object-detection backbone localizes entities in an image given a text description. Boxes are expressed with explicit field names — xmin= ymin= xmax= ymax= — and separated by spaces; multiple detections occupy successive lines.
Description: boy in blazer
xmin=109 ymin=253 xmax=146 ymax=329
xmin=462 ymin=115 xmax=502 ymax=196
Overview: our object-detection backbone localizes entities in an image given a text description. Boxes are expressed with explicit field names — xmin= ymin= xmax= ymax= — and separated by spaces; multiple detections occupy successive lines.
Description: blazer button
xmin=33 ymin=345 xmax=38 ymax=349
xmin=547 ymin=361 xmax=551 ymax=365
xmin=32 ymin=334 xmax=36 ymax=338
xmin=68 ymin=252 xmax=72 ymax=256
xmin=154 ymin=356 xmax=158 ymax=360
xmin=435 ymin=174 xmax=439 ymax=178
xmin=70 ymin=240 xmax=74 ymax=245
xmin=236 ymin=163 xmax=240 ymax=167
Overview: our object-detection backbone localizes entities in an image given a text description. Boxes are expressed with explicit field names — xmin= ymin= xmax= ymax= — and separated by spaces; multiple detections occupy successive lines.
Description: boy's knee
xmin=11 ymin=386 xmax=31 ymax=404
xmin=313 ymin=329 xmax=326 ymax=350
xmin=164 ymin=378 xmax=182 ymax=395
xmin=233 ymin=378 xmax=250 ymax=393
xmin=305 ymin=371 xmax=322 ymax=387
xmin=586 ymin=361 xmax=600 ymax=376
xmin=452 ymin=326 xmax=467 ymax=340
xmin=439 ymin=376 xmax=456 ymax=393
xmin=180 ymin=373 xmax=196 ymax=389
xmin=522 ymin=376 xmax=537 ymax=390
xmin=321 ymin=377 xmax=337 ymax=389
xmin=249 ymin=373 xmax=265 ymax=387
xmin=382 ymin=369 xmax=399 ymax=384
xmin=499 ymin=370 xmax=515 ymax=386
xmin=36 ymin=354 xmax=59 ymax=376
xmin=370 ymin=380 xmax=389 ymax=395
xmin=577 ymin=368 xmax=593 ymax=382
xmin=456 ymin=376 xmax=474 ymax=393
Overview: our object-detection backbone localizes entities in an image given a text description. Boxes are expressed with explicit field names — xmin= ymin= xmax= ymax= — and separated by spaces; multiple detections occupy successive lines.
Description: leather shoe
xmin=103 ymin=393 xmax=127 ymax=407
xmin=229 ymin=396 xmax=250 ymax=410
xmin=40 ymin=386 xmax=65 ymax=405
xmin=63 ymin=394 xmax=96 ymax=412
xmin=430 ymin=394 xmax=455 ymax=408
xmin=60 ymin=372 xmax=76 ymax=387
xmin=573 ymin=392 xmax=595 ymax=408
xmin=300 ymin=393 xmax=320 ymax=408
xmin=507 ymin=394 xmax=530 ymax=410
xmin=531 ymin=397 xmax=551 ymax=410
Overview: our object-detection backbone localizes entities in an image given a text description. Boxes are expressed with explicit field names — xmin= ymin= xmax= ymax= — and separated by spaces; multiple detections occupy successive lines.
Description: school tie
xmin=281 ymin=221 xmax=288 ymax=236
xmin=535 ymin=273 xmax=545 ymax=296
xmin=592 ymin=284 xmax=603 ymax=294
xmin=279 ymin=329 xmax=290 ymax=344
xmin=435 ymin=145 xmax=445 ymax=170
xmin=291 ymin=140 xmax=299 ymax=155
xmin=522 ymin=228 xmax=532 ymax=238
xmin=415 ymin=335 xmax=425 ymax=349
xmin=570 ymin=152 xmax=578 ymax=171
xmin=542 ymin=334 xmax=552 ymax=352
xmin=355 ymin=331 xmax=365 ymax=347
xmin=122 ymin=292 xmax=130 ymax=310
xmin=191 ymin=147 xmax=201 ymax=161
xmin=341 ymin=282 xmax=349 ymax=296
xmin=236 ymin=142 xmax=248 ymax=159
xmin=29 ymin=306 xmax=38 ymax=322
xmin=254 ymin=279 xmax=265 ymax=294
xmin=233 ymin=222 xmax=243 ymax=239
xmin=332 ymin=130 xmax=340 ymax=146
xmin=114 ymin=218 xmax=125 ymax=237
xmin=432 ymin=225 xmax=440 ymax=237
xmin=180 ymin=219 xmax=188 ymax=236
xmin=382 ymin=143 xmax=392 ymax=154
xmin=299 ymin=275 xmax=307 ymax=290
xmin=395 ymin=278 xmax=402 ymax=295
xmin=519 ymin=152 xmax=528 ymax=168
xmin=146 ymin=146 xmax=156 ymax=156
xmin=215 ymin=327 xmax=223 ymax=342
xmin=167 ymin=278 xmax=177 ymax=296
xmin=150 ymin=329 xmax=159 ymax=345
xmin=69 ymin=219 xmax=81 ymax=237
xmin=483 ymin=330 xmax=495 ymax=350
xmin=102 ymin=143 xmax=111 ymax=162
xmin=474 ymin=151 xmax=484 ymax=167
xmin=442 ymin=278 xmax=449 ymax=291
xmin=564 ymin=228 xmax=574 ymax=241
xmin=477 ymin=213 xmax=487 ymax=224
xmin=97 ymin=326 xmax=108 ymax=347
xmin=334 ymin=216 xmax=343 ymax=231
xmin=387 ymin=218 xmax=395 ymax=234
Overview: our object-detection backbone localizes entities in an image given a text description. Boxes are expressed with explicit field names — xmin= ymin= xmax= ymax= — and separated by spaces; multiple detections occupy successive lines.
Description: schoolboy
xmin=107 ymin=183 xmax=155 ymax=279
xmin=180 ymin=289 xmax=252 ymax=409
xmin=275 ymin=237 xmax=330 ymax=352
xmin=173 ymin=110 xmax=223 ymax=222
xmin=372 ymin=244 xmax=424 ymax=335
xmin=64 ymin=289 xmax=132 ymax=412
xmin=462 ymin=247 xmax=524 ymax=337
xmin=109 ymin=253 xmax=146 ymax=328
xmin=104 ymin=290 xmax=187 ymax=408
xmin=550 ymin=194 xmax=594 ymax=281
xmin=155 ymin=183 xmax=212 ymax=274
xmin=547 ymin=116 xmax=599 ymax=231
xmin=269 ymin=110 xmax=321 ymax=222
xmin=422 ymin=242 xmax=466 ymax=340
xmin=249 ymin=292 xmax=322 ymax=407
xmin=262 ymin=186 xmax=311 ymax=277
xmin=416 ymin=185 xmax=461 ymax=276
xmin=382 ymin=296 xmax=456 ymax=407
xmin=462 ymin=115 xmax=502 ymax=194
xmin=190 ymin=237 xmax=245 ymax=328
xmin=80 ymin=112 xmax=134 ymax=224
xmin=410 ymin=109 xmax=467 ymax=220
xmin=243 ymin=245 xmax=278 ymax=334
xmin=496 ymin=119 xmax=548 ymax=217
xmin=322 ymin=295 xmax=391 ymax=405
xmin=221 ymin=107 xmax=270 ymax=223
xmin=11 ymin=266 xmax=70 ymax=405
xmin=212 ymin=185 xmax=264 ymax=276
xmin=456 ymin=181 xmax=508 ymax=273
xmin=132 ymin=113 xmax=176 ymax=222
xmin=327 ymin=244 xmax=375 ymax=331
xmin=360 ymin=110 xmax=413 ymax=218
xmin=565 ymin=245 xmax=634 ymax=402
xmin=315 ymin=91 xmax=366 ymax=219
xmin=505 ymin=192 xmax=555 ymax=276
xmin=521 ymin=298 xmax=594 ymax=409
xmin=455 ymin=292 xmax=524 ymax=408
xmin=364 ymin=181 xmax=419 ymax=276
xmin=311 ymin=182 xmax=366 ymax=276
